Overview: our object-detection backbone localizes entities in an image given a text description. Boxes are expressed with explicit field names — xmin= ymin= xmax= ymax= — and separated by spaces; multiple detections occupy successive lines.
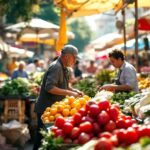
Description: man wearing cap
xmin=33 ymin=44 xmax=83 ymax=150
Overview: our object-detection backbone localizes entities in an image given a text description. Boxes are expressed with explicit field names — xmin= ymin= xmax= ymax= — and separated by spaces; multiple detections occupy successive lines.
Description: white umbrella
xmin=0 ymin=40 xmax=34 ymax=58
xmin=6 ymin=18 xmax=59 ymax=35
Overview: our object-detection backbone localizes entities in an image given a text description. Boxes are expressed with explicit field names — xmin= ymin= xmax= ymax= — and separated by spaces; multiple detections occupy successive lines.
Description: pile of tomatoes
xmin=49 ymin=99 xmax=150 ymax=150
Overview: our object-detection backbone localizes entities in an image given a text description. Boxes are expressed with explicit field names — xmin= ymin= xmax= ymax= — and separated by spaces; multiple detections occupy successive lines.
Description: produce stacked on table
xmin=110 ymin=92 xmax=136 ymax=105
xmin=50 ymin=99 xmax=141 ymax=146
xmin=95 ymin=70 xmax=116 ymax=85
xmin=138 ymin=76 xmax=150 ymax=90
xmin=124 ymin=90 xmax=150 ymax=123
xmin=73 ymin=78 xmax=98 ymax=97
xmin=41 ymin=95 xmax=91 ymax=123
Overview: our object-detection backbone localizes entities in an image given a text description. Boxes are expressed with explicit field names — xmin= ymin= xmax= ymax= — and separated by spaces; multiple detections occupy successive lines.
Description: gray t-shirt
xmin=35 ymin=58 xmax=69 ymax=114
xmin=119 ymin=61 xmax=139 ymax=92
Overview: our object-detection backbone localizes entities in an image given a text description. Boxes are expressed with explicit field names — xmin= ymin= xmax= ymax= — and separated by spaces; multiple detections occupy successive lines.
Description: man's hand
xmin=99 ymin=84 xmax=117 ymax=92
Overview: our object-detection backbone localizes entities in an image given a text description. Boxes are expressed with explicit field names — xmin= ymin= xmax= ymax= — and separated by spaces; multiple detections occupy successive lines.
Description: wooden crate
xmin=3 ymin=99 xmax=25 ymax=123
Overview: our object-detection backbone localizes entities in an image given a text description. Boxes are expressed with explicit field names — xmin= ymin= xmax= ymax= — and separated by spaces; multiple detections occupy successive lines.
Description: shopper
xmin=11 ymin=61 xmax=28 ymax=79
xmin=33 ymin=44 xmax=83 ymax=150
xmin=99 ymin=49 xmax=139 ymax=92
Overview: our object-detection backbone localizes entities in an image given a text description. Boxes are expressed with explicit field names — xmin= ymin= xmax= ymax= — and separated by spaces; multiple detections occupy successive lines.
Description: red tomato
xmin=116 ymin=118 xmax=126 ymax=129
xmin=64 ymin=138 xmax=72 ymax=144
xmin=85 ymin=100 xmax=96 ymax=112
xmin=51 ymin=126 xmax=58 ymax=134
xmin=105 ymin=120 xmax=116 ymax=132
xmin=108 ymin=106 xmax=119 ymax=121
xmin=94 ymin=138 xmax=113 ymax=150
xmin=78 ymin=132 xmax=91 ymax=144
xmin=78 ymin=108 xmax=87 ymax=117
xmin=62 ymin=122 xmax=73 ymax=135
xmin=73 ymin=113 xmax=82 ymax=125
xmin=99 ymin=132 xmax=112 ymax=139
xmin=110 ymin=135 xmax=118 ymax=147
xmin=70 ymin=127 xmax=81 ymax=139
xmin=79 ymin=121 xmax=93 ymax=133
xmin=55 ymin=129 xmax=64 ymax=138
xmin=89 ymin=104 xmax=100 ymax=116
xmin=126 ymin=127 xmax=138 ymax=145
xmin=138 ymin=126 xmax=150 ymax=138
xmin=124 ymin=119 xmax=133 ymax=128
xmin=115 ymin=129 xmax=127 ymax=144
xmin=81 ymin=115 xmax=94 ymax=123
xmin=93 ymin=122 xmax=101 ymax=135
xmin=98 ymin=99 xmax=110 ymax=111
xmin=54 ymin=116 xmax=65 ymax=128
xmin=97 ymin=110 xmax=110 ymax=125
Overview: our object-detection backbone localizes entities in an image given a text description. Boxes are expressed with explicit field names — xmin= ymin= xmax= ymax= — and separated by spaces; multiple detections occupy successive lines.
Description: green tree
xmin=35 ymin=2 xmax=60 ymax=25
xmin=68 ymin=18 xmax=92 ymax=53
xmin=0 ymin=0 xmax=39 ymax=23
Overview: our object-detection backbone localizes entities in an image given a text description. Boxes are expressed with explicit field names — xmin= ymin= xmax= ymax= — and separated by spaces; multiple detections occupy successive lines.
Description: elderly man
xmin=100 ymin=49 xmax=139 ymax=92
xmin=11 ymin=61 xmax=28 ymax=79
xmin=33 ymin=44 xmax=83 ymax=150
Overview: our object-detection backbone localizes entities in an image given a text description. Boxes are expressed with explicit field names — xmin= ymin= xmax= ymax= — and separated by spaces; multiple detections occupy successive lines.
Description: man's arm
xmin=48 ymin=86 xmax=81 ymax=98
xmin=99 ymin=84 xmax=132 ymax=92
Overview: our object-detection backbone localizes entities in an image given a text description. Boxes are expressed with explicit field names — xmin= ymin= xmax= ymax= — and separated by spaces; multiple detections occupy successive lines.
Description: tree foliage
xmin=35 ymin=2 xmax=60 ymax=25
xmin=0 ymin=0 xmax=39 ymax=23
xmin=68 ymin=18 xmax=92 ymax=52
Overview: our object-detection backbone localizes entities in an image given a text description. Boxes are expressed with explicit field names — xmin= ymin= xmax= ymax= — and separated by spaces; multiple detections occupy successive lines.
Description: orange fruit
xmin=55 ymin=113 xmax=62 ymax=119
xmin=50 ymin=108 xmax=57 ymax=115
xmin=71 ymin=102 xmax=76 ymax=108
xmin=62 ymin=109 xmax=70 ymax=117
xmin=49 ymin=116 xmax=55 ymax=122
xmin=75 ymin=103 xmax=81 ymax=110
xmin=65 ymin=104 xmax=71 ymax=110
xmin=43 ymin=117 xmax=49 ymax=123
xmin=57 ymin=105 xmax=64 ymax=113
xmin=70 ymin=108 xmax=77 ymax=116
xmin=68 ymin=96 xmax=75 ymax=104
xmin=44 ymin=111 xmax=51 ymax=117
xmin=83 ymin=95 xmax=91 ymax=101
xmin=78 ymin=97 xmax=86 ymax=106
xmin=46 ymin=107 xmax=51 ymax=112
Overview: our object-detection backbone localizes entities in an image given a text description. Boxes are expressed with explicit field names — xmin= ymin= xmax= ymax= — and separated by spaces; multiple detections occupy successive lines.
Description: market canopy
xmin=0 ymin=40 xmax=34 ymax=58
xmin=54 ymin=0 xmax=150 ymax=17
xmin=54 ymin=0 xmax=150 ymax=51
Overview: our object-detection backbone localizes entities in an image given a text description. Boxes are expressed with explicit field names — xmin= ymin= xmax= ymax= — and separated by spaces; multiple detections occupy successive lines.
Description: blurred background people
xmin=7 ymin=57 xmax=19 ymax=76
xmin=25 ymin=58 xmax=40 ymax=74
xmin=86 ymin=60 xmax=97 ymax=75
xmin=12 ymin=61 xmax=28 ymax=79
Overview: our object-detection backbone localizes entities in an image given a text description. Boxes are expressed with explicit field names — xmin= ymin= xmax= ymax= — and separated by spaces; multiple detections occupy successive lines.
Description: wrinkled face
xmin=109 ymin=57 xmax=123 ymax=68
xmin=64 ymin=54 xmax=76 ymax=67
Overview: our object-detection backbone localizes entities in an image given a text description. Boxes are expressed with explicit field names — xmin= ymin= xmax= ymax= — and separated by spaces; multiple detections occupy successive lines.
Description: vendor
xmin=33 ymin=44 xmax=83 ymax=150
xmin=99 ymin=49 xmax=139 ymax=92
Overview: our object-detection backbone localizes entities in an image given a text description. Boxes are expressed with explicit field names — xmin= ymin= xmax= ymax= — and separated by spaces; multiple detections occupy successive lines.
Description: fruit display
xmin=41 ymin=95 xmax=91 ymax=124
xmin=49 ymin=99 xmax=139 ymax=146
xmin=138 ymin=77 xmax=150 ymax=90
xmin=95 ymin=69 xmax=116 ymax=85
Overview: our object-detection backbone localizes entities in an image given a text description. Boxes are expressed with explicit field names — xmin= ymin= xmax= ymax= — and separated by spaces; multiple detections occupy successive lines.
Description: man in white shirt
xmin=100 ymin=49 xmax=139 ymax=92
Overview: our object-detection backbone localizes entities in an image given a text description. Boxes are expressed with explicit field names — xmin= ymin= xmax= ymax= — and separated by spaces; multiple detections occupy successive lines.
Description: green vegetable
xmin=73 ymin=78 xmax=98 ymax=97
xmin=39 ymin=130 xmax=63 ymax=150
xmin=139 ymin=137 xmax=150 ymax=147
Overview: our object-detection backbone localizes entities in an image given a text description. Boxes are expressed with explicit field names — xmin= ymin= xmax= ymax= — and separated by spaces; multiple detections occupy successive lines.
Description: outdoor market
xmin=0 ymin=0 xmax=150 ymax=150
